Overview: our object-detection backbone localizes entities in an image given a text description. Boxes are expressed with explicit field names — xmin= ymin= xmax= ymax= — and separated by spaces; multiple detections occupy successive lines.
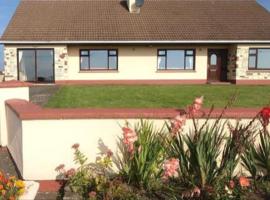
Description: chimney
xmin=127 ymin=0 xmax=144 ymax=14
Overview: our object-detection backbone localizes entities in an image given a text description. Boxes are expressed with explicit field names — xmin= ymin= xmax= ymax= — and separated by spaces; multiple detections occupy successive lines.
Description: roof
xmin=1 ymin=0 xmax=270 ymax=43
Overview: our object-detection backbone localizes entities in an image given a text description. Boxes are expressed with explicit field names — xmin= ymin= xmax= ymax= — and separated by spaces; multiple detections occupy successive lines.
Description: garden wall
xmin=5 ymin=99 xmax=265 ymax=180
xmin=0 ymin=83 xmax=29 ymax=146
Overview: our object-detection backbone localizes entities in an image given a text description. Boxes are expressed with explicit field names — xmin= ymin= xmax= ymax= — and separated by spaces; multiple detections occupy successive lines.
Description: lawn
xmin=45 ymin=85 xmax=270 ymax=108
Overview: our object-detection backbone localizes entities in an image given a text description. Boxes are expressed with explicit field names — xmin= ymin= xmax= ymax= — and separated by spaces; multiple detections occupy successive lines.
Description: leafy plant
xmin=117 ymin=120 xmax=166 ymax=191
xmin=167 ymin=96 xmax=257 ymax=199
xmin=242 ymin=128 xmax=270 ymax=180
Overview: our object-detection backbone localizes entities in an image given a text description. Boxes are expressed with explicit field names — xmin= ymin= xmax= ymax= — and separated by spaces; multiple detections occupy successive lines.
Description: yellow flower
xmin=18 ymin=188 xmax=25 ymax=196
xmin=15 ymin=180 xmax=25 ymax=188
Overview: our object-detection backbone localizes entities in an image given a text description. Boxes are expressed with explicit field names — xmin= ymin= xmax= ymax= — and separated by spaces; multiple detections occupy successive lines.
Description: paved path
xmin=29 ymin=85 xmax=60 ymax=106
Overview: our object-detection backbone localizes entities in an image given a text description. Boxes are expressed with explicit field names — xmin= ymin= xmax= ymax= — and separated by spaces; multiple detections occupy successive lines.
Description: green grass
xmin=45 ymin=85 xmax=270 ymax=108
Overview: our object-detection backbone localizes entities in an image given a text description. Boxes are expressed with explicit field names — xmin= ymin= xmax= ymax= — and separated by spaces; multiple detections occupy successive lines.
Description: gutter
xmin=1 ymin=40 xmax=270 ymax=44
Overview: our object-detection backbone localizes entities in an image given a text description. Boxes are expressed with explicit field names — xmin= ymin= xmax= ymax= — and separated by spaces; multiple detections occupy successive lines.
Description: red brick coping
xmin=0 ymin=81 xmax=32 ymax=88
xmin=38 ymin=180 xmax=63 ymax=192
xmin=6 ymin=99 xmax=260 ymax=120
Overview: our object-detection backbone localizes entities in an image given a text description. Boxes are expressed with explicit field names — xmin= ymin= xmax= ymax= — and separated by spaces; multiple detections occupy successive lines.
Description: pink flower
xmin=88 ymin=191 xmax=97 ymax=198
xmin=189 ymin=96 xmax=204 ymax=115
xmin=55 ymin=164 xmax=65 ymax=172
xmin=72 ymin=143 xmax=80 ymax=150
xmin=162 ymin=158 xmax=179 ymax=180
xmin=122 ymin=126 xmax=138 ymax=154
xmin=171 ymin=114 xmax=186 ymax=136
xmin=106 ymin=149 xmax=113 ymax=158
xmin=66 ymin=168 xmax=76 ymax=177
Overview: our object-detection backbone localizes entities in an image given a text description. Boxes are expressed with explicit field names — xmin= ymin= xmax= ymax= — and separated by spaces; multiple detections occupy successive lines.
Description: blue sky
xmin=0 ymin=0 xmax=270 ymax=70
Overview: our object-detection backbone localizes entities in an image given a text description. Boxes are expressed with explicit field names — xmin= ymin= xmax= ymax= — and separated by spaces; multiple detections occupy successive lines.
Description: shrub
xmin=117 ymin=120 xmax=167 ymax=191
xmin=0 ymin=171 xmax=25 ymax=200
xmin=167 ymin=96 xmax=257 ymax=199
xmin=242 ymin=107 xmax=270 ymax=180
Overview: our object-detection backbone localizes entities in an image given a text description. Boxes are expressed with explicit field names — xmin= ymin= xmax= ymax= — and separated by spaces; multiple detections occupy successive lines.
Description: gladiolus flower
xmin=239 ymin=176 xmax=250 ymax=187
xmin=106 ymin=149 xmax=113 ymax=158
xmin=122 ymin=126 xmax=138 ymax=154
xmin=229 ymin=180 xmax=235 ymax=189
xmin=162 ymin=158 xmax=179 ymax=180
xmin=171 ymin=114 xmax=186 ymax=136
xmin=0 ymin=184 xmax=3 ymax=190
xmin=55 ymin=164 xmax=65 ymax=171
xmin=72 ymin=143 xmax=80 ymax=150
xmin=66 ymin=168 xmax=76 ymax=178
xmin=89 ymin=191 xmax=97 ymax=198
xmin=189 ymin=96 xmax=204 ymax=115
xmin=260 ymin=107 xmax=270 ymax=126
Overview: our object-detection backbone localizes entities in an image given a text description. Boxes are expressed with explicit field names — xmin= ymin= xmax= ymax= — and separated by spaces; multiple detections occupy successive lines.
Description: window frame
xmin=157 ymin=49 xmax=196 ymax=70
xmin=17 ymin=48 xmax=55 ymax=82
xmin=248 ymin=48 xmax=270 ymax=70
xmin=79 ymin=49 xmax=118 ymax=71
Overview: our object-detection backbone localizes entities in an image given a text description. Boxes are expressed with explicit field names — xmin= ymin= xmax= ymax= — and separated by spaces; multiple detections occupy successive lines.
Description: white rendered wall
xmin=16 ymin=118 xmax=265 ymax=180
xmin=0 ymin=87 xmax=29 ymax=146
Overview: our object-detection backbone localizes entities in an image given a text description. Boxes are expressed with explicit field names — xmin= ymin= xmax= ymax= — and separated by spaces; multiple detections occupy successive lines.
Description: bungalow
xmin=1 ymin=0 xmax=270 ymax=84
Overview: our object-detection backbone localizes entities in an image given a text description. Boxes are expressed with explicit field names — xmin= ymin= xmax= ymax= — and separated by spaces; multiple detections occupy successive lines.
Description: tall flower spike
xmin=122 ymin=126 xmax=138 ymax=154
xmin=171 ymin=114 xmax=186 ymax=136
xmin=260 ymin=107 xmax=270 ymax=126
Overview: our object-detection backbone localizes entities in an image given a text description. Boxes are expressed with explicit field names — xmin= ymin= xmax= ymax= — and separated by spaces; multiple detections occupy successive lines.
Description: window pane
xmin=186 ymin=50 xmax=194 ymax=56
xmin=210 ymin=54 xmax=217 ymax=65
xmin=248 ymin=56 xmax=256 ymax=68
xmin=81 ymin=50 xmax=89 ymax=56
xmin=257 ymin=49 xmax=270 ymax=69
xmin=90 ymin=50 xmax=108 ymax=69
xmin=249 ymin=49 xmax=256 ymax=54
xmin=167 ymin=50 xmax=184 ymax=69
xmin=158 ymin=50 xmax=166 ymax=56
xmin=80 ymin=56 xmax=89 ymax=70
xmin=109 ymin=56 xmax=117 ymax=69
xmin=158 ymin=56 xmax=166 ymax=69
xmin=185 ymin=56 xmax=194 ymax=69
xmin=36 ymin=50 xmax=54 ymax=82
xmin=109 ymin=50 xmax=117 ymax=56
xmin=18 ymin=50 xmax=36 ymax=81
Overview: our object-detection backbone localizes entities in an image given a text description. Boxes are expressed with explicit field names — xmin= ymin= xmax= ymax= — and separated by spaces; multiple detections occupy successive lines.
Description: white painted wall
xmin=6 ymin=117 xmax=264 ymax=180
xmin=6 ymin=106 xmax=23 ymax=174
xmin=0 ymin=87 xmax=29 ymax=146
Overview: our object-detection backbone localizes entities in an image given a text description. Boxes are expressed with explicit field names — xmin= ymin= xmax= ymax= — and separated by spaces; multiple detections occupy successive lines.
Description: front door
xmin=207 ymin=49 xmax=228 ymax=82
xmin=18 ymin=49 xmax=55 ymax=83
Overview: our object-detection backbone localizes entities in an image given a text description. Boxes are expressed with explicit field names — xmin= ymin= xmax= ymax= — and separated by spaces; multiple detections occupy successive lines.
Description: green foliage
xmin=242 ymin=128 xmax=270 ymax=180
xmin=117 ymin=120 xmax=166 ymax=191
xmin=167 ymin=116 xmax=256 ymax=199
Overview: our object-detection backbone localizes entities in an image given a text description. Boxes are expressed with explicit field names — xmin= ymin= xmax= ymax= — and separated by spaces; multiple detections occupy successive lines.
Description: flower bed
xmin=54 ymin=97 xmax=270 ymax=200
xmin=0 ymin=171 xmax=39 ymax=200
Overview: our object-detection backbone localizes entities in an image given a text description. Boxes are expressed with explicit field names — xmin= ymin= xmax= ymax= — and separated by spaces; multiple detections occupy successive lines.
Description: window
xmin=18 ymin=49 xmax=54 ymax=82
xmin=248 ymin=48 xmax=270 ymax=70
xmin=80 ymin=49 xmax=118 ymax=70
xmin=157 ymin=49 xmax=195 ymax=70
xmin=210 ymin=54 xmax=217 ymax=65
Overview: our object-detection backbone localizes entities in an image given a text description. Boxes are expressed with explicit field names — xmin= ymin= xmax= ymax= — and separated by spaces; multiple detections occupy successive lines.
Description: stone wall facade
xmin=3 ymin=45 xmax=68 ymax=81
xmin=235 ymin=45 xmax=270 ymax=80
xmin=227 ymin=45 xmax=237 ymax=81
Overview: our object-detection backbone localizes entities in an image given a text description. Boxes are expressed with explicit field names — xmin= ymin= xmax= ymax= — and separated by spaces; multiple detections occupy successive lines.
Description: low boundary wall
xmin=5 ymin=99 xmax=263 ymax=180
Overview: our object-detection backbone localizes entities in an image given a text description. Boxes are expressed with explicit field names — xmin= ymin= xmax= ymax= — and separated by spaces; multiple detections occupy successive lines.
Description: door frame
xmin=17 ymin=48 xmax=55 ymax=83
xmin=207 ymin=49 xmax=228 ymax=82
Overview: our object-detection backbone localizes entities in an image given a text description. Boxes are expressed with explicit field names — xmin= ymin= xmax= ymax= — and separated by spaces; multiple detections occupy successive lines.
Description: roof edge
xmin=1 ymin=40 xmax=270 ymax=44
